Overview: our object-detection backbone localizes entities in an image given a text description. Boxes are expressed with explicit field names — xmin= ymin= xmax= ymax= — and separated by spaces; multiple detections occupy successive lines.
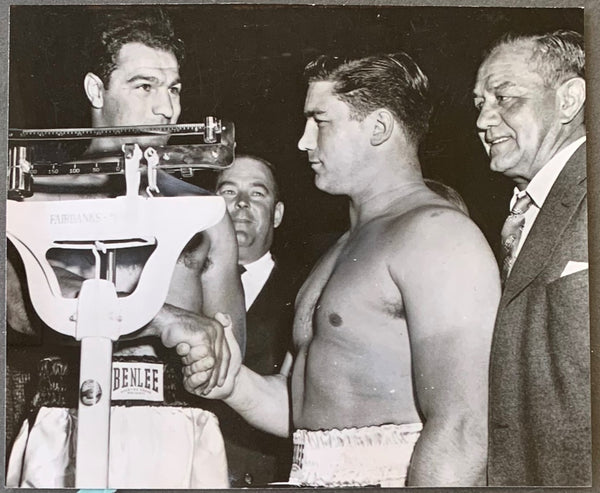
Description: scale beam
xmin=7 ymin=119 xmax=235 ymax=200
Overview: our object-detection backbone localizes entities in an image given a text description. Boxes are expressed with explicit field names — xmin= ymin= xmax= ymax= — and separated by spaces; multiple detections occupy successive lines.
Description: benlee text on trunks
xmin=112 ymin=361 xmax=165 ymax=401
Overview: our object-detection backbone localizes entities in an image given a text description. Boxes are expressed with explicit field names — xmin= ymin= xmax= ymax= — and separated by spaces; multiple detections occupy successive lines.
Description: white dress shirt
xmin=241 ymin=251 xmax=275 ymax=310
xmin=510 ymin=136 xmax=586 ymax=258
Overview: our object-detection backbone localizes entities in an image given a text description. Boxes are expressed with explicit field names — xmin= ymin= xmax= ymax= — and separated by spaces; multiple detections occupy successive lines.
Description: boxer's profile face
xmin=297 ymin=81 xmax=371 ymax=196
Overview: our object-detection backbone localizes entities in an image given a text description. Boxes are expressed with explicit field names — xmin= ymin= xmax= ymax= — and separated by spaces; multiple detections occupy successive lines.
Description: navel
xmin=328 ymin=312 xmax=343 ymax=327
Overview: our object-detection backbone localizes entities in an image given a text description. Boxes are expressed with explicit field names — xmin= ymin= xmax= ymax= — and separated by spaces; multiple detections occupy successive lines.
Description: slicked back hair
xmin=486 ymin=30 xmax=584 ymax=89
xmin=303 ymin=53 xmax=433 ymax=146
xmin=86 ymin=7 xmax=185 ymax=87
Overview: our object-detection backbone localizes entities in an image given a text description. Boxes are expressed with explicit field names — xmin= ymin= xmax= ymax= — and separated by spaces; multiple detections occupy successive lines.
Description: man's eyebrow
xmin=216 ymin=179 xmax=236 ymax=189
xmin=249 ymin=182 xmax=271 ymax=192
xmin=490 ymin=81 xmax=517 ymax=92
xmin=304 ymin=109 xmax=327 ymax=118
xmin=125 ymin=75 xmax=181 ymax=86
xmin=473 ymin=80 xmax=517 ymax=98
xmin=216 ymin=180 xmax=272 ymax=194
xmin=126 ymin=75 xmax=161 ymax=84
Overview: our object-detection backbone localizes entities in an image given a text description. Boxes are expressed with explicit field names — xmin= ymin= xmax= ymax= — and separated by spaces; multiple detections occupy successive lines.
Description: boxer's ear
xmin=370 ymin=109 xmax=394 ymax=146
xmin=84 ymin=72 xmax=105 ymax=109
xmin=273 ymin=201 xmax=284 ymax=229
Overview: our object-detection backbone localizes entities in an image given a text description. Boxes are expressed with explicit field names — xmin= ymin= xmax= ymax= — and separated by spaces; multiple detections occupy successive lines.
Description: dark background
xmin=8 ymin=5 xmax=584 ymax=267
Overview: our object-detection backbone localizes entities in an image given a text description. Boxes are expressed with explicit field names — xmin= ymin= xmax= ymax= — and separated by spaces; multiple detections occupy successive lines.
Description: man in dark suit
xmin=474 ymin=30 xmax=589 ymax=486
xmin=212 ymin=154 xmax=301 ymax=486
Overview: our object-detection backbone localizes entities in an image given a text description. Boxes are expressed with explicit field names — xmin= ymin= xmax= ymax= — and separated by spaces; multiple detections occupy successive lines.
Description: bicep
xmin=200 ymin=213 xmax=246 ymax=352
xmin=393 ymin=214 xmax=500 ymax=419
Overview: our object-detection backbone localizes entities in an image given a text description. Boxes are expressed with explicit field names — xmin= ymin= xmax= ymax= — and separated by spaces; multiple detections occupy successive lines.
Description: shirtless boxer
xmin=182 ymin=53 xmax=501 ymax=487
xmin=6 ymin=8 xmax=244 ymax=488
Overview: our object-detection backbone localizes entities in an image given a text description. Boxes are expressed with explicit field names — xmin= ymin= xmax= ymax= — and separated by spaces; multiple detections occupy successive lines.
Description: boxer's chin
xmin=89 ymin=135 xmax=170 ymax=154
xmin=133 ymin=134 xmax=171 ymax=148
xmin=113 ymin=134 xmax=170 ymax=150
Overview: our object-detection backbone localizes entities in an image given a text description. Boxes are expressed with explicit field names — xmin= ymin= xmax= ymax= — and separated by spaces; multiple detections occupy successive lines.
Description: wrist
xmin=146 ymin=303 xmax=176 ymax=341
xmin=221 ymin=364 xmax=245 ymax=405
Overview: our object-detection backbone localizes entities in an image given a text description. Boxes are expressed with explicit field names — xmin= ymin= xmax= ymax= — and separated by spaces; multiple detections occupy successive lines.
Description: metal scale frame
xmin=6 ymin=118 xmax=234 ymax=488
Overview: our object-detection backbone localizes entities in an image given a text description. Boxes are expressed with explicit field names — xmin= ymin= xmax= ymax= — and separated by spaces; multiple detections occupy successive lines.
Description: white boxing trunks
xmin=288 ymin=423 xmax=423 ymax=487
xmin=6 ymin=355 xmax=229 ymax=489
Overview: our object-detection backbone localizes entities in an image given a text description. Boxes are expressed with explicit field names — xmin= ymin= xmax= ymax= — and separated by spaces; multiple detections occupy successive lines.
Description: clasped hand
xmin=176 ymin=312 xmax=242 ymax=398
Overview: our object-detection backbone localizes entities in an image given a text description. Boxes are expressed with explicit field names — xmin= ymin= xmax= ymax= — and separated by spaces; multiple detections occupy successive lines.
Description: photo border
xmin=1 ymin=1 xmax=596 ymax=492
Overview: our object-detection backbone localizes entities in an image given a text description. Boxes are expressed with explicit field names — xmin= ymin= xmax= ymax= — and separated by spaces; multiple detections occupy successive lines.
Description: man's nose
xmin=153 ymin=88 xmax=174 ymax=120
xmin=235 ymin=192 xmax=250 ymax=208
xmin=297 ymin=121 xmax=316 ymax=151
xmin=476 ymin=102 xmax=500 ymax=131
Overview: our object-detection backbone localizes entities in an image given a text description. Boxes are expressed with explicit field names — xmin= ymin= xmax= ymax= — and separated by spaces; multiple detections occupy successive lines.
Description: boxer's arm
xmin=167 ymin=213 xmax=245 ymax=346
xmin=221 ymin=366 xmax=290 ymax=438
xmin=181 ymin=345 xmax=292 ymax=437
xmin=198 ymin=214 xmax=246 ymax=352
xmin=390 ymin=208 xmax=500 ymax=486
xmin=175 ymin=213 xmax=246 ymax=390
xmin=163 ymin=212 xmax=245 ymax=391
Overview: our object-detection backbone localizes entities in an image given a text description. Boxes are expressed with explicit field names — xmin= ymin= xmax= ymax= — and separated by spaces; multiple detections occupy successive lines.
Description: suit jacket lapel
xmin=501 ymin=144 xmax=587 ymax=305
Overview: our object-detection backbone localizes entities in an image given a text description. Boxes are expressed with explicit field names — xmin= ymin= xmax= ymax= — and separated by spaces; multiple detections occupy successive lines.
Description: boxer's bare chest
xmin=293 ymin=221 xmax=403 ymax=348
xmin=291 ymin=221 xmax=418 ymax=429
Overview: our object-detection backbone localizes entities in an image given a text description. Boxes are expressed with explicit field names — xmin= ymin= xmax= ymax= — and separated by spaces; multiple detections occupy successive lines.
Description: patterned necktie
xmin=500 ymin=193 xmax=533 ymax=284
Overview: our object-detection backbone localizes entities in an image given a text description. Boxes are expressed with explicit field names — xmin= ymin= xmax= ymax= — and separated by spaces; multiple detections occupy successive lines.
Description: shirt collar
xmin=519 ymin=136 xmax=586 ymax=209
xmin=242 ymin=251 xmax=273 ymax=274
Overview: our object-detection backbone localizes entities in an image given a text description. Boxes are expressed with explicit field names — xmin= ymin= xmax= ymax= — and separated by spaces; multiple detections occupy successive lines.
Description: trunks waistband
xmin=30 ymin=354 xmax=191 ymax=410
xmin=290 ymin=423 xmax=422 ymax=487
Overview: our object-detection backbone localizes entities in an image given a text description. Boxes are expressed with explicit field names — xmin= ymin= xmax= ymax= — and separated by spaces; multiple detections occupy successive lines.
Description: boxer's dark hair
xmin=303 ymin=53 xmax=432 ymax=146
xmin=86 ymin=7 xmax=184 ymax=87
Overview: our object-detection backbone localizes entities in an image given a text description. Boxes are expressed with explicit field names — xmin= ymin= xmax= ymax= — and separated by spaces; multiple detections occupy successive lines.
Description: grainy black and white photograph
xmin=3 ymin=1 xmax=595 ymax=490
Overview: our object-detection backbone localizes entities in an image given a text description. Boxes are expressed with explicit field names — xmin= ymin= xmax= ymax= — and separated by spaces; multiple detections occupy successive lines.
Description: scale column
xmin=74 ymin=255 xmax=121 ymax=488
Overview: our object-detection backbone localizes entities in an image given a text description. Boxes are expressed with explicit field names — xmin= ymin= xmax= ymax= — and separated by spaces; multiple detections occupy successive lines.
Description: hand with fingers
xmin=149 ymin=304 xmax=234 ymax=394
xmin=178 ymin=312 xmax=242 ymax=399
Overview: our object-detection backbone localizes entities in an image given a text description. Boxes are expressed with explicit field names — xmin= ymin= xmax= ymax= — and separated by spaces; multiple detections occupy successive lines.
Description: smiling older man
xmin=473 ymin=30 xmax=590 ymax=486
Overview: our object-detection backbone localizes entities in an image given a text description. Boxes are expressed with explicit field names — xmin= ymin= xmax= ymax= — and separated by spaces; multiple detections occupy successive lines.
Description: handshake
xmin=150 ymin=305 xmax=243 ymax=399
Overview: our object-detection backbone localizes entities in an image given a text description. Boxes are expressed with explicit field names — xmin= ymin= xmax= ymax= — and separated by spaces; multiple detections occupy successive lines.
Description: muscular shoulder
xmin=381 ymin=202 xmax=500 ymax=358
xmin=384 ymin=203 xmax=499 ymax=287
xmin=386 ymin=203 xmax=480 ymax=252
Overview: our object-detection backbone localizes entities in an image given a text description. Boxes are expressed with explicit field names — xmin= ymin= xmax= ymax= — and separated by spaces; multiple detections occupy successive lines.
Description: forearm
xmin=223 ymin=365 xmax=291 ymax=438
xmin=200 ymin=263 xmax=245 ymax=352
xmin=407 ymin=416 xmax=487 ymax=486
xmin=196 ymin=215 xmax=246 ymax=351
